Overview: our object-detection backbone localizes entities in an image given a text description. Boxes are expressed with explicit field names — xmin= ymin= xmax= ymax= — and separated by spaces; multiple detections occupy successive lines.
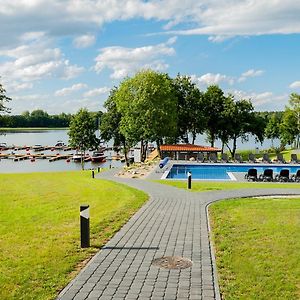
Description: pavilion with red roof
xmin=160 ymin=144 xmax=221 ymax=160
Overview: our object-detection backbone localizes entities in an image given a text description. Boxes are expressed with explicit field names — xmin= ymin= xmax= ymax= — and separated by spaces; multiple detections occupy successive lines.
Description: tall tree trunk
xmin=156 ymin=139 xmax=161 ymax=158
xmin=123 ymin=145 xmax=129 ymax=166
xmin=225 ymin=142 xmax=233 ymax=159
xmin=232 ymin=136 xmax=237 ymax=159
xmin=192 ymin=131 xmax=196 ymax=144
xmin=81 ymin=148 xmax=85 ymax=170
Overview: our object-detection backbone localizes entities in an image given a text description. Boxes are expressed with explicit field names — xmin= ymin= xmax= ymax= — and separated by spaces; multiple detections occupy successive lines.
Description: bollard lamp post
xmin=187 ymin=171 xmax=192 ymax=189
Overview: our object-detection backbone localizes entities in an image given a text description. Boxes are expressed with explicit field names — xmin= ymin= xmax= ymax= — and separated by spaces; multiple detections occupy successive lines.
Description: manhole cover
xmin=152 ymin=256 xmax=192 ymax=269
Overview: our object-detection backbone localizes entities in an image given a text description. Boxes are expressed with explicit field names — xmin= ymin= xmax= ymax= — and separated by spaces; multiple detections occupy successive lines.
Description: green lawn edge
xmin=0 ymin=171 xmax=148 ymax=300
xmin=153 ymin=179 xmax=300 ymax=192
xmin=209 ymin=197 xmax=300 ymax=299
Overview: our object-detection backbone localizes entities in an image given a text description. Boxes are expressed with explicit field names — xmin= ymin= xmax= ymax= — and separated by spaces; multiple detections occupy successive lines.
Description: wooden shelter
xmin=160 ymin=144 xmax=221 ymax=160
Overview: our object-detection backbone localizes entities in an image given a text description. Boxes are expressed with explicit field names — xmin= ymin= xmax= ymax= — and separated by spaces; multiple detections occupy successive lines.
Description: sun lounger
xmin=234 ymin=153 xmax=243 ymax=163
xmin=275 ymin=169 xmax=290 ymax=182
xmin=291 ymin=154 xmax=299 ymax=164
xmin=259 ymin=169 xmax=273 ymax=181
xmin=209 ymin=152 xmax=218 ymax=163
xmin=221 ymin=153 xmax=229 ymax=163
xmin=248 ymin=153 xmax=257 ymax=163
xmin=277 ymin=153 xmax=286 ymax=164
xmin=244 ymin=168 xmax=258 ymax=181
xmin=262 ymin=153 xmax=271 ymax=163
xmin=291 ymin=169 xmax=300 ymax=182
xmin=197 ymin=152 xmax=205 ymax=163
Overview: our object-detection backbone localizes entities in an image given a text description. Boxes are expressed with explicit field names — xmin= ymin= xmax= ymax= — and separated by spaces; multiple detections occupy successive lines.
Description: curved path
xmin=58 ymin=169 xmax=300 ymax=300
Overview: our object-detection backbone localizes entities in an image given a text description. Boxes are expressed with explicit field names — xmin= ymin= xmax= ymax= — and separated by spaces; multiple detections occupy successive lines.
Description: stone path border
xmin=58 ymin=169 xmax=300 ymax=300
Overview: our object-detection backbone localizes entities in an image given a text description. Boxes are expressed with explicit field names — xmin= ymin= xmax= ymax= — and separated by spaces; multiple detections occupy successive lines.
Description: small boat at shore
xmin=91 ymin=151 xmax=106 ymax=163
xmin=72 ymin=152 xmax=89 ymax=162
xmin=33 ymin=144 xmax=44 ymax=151
xmin=55 ymin=140 xmax=65 ymax=149
xmin=0 ymin=143 xmax=8 ymax=150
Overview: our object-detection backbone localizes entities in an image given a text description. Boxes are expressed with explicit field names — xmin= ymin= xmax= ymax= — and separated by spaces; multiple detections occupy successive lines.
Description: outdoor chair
xmin=209 ymin=152 xmax=218 ymax=163
xmin=248 ymin=153 xmax=257 ymax=163
xmin=197 ymin=152 xmax=205 ymax=163
xmin=244 ymin=168 xmax=258 ymax=181
xmin=262 ymin=153 xmax=271 ymax=163
xmin=277 ymin=153 xmax=286 ymax=164
xmin=234 ymin=153 xmax=243 ymax=163
xmin=221 ymin=153 xmax=229 ymax=163
xmin=259 ymin=169 xmax=273 ymax=182
xmin=291 ymin=154 xmax=299 ymax=164
xmin=275 ymin=169 xmax=290 ymax=182
xmin=291 ymin=169 xmax=300 ymax=182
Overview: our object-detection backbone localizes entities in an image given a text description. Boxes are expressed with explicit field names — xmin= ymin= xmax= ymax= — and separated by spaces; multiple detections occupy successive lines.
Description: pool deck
xmin=58 ymin=168 xmax=300 ymax=300
xmin=148 ymin=160 xmax=300 ymax=181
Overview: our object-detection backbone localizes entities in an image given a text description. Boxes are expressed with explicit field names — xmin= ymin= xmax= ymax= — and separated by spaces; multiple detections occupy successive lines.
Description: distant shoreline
xmin=0 ymin=127 xmax=68 ymax=131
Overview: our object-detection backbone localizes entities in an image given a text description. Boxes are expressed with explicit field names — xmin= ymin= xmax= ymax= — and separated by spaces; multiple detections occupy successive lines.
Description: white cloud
xmin=230 ymin=89 xmax=287 ymax=108
xmin=194 ymin=73 xmax=234 ymax=86
xmin=289 ymin=81 xmax=300 ymax=89
xmin=55 ymin=83 xmax=88 ymax=97
xmin=238 ymin=69 xmax=264 ymax=82
xmin=0 ymin=39 xmax=84 ymax=84
xmin=94 ymin=37 xmax=176 ymax=79
xmin=83 ymin=87 xmax=110 ymax=98
xmin=73 ymin=34 xmax=96 ymax=48
xmin=1 ymin=1 xmax=300 ymax=47
xmin=165 ymin=1 xmax=300 ymax=40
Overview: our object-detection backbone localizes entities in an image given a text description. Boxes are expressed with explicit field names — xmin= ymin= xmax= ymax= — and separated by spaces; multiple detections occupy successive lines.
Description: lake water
xmin=0 ymin=129 xmax=279 ymax=173
xmin=0 ymin=129 xmax=122 ymax=173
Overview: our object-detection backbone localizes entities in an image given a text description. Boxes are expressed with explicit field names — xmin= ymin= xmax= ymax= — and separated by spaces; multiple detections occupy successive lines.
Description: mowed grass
xmin=0 ymin=171 xmax=148 ymax=300
xmin=209 ymin=197 xmax=300 ymax=299
xmin=155 ymin=180 xmax=300 ymax=192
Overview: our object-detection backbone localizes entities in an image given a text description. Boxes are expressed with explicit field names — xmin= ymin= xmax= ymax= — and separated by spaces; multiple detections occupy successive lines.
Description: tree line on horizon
xmin=1 ymin=72 xmax=300 ymax=165
xmin=99 ymin=70 xmax=300 ymax=164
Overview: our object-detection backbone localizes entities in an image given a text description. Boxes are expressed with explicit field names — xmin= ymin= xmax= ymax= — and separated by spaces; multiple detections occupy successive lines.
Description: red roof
xmin=160 ymin=144 xmax=221 ymax=152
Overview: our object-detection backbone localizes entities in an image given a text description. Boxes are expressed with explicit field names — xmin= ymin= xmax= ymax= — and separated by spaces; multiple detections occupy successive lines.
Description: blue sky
xmin=1 ymin=0 xmax=300 ymax=114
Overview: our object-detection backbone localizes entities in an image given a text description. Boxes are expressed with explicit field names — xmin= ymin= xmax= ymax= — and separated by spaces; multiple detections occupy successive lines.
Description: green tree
xmin=0 ymin=81 xmax=11 ymax=114
xmin=68 ymin=108 xmax=99 ymax=169
xmin=100 ymin=88 xmax=131 ymax=166
xmin=203 ymin=85 xmax=227 ymax=147
xmin=280 ymin=93 xmax=300 ymax=148
xmin=114 ymin=70 xmax=178 ymax=161
xmin=220 ymin=97 xmax=264 ymax=158
xmin=173 ymin=74 xmax=205 ymax=144
xmin=264 ymin=112 xmax=282 ymax=147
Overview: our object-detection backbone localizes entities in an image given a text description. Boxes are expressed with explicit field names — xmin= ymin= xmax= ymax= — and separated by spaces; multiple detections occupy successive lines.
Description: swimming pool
xmin=165 ymin=164 xmax=300 ymax=180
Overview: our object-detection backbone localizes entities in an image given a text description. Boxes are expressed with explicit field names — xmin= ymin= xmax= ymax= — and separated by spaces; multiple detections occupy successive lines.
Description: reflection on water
xmin=0 ymin=129 xmax=121 ymax=173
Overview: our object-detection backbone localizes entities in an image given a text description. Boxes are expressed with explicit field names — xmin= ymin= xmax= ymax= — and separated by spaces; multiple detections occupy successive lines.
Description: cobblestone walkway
xmin=58 ymin=170 xmax=300 ymax=300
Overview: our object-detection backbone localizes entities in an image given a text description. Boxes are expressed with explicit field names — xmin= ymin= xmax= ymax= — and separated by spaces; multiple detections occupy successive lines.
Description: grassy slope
xmin=155 ymin=180 xmax=300 ymax=192
xmin=0 ymin=171 xmax=147 ymax=300
xmin=209 ymin=197 xmax=300 ymax=299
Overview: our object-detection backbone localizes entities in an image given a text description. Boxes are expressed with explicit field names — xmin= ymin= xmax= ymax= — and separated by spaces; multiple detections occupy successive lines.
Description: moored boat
xmin=91 ymin=151 xmax=106 ymax=163
xmin=55 ymin=140 xmax=65 ymax=149
xmin=72 ymin=152 xmax=89 ymax=162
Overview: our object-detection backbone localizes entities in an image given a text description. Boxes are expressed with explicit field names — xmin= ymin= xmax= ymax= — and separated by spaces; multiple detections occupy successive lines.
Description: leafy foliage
xmin=114 ymin=70 xmax=178 ymax=160
xmin=0 ymin=82 xmax=11 ymax=114
xmin=280 ymin=93 xmax=300 ymax=148
xmin=173 ymin=74 xmax=205 ymax=144
xmin=68 ymin=108 xmax=99 ymax=169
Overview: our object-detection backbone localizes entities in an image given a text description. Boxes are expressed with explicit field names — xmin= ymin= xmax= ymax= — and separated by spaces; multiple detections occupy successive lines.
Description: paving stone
xmin=57 ymin=168 xmax=300 ymax=300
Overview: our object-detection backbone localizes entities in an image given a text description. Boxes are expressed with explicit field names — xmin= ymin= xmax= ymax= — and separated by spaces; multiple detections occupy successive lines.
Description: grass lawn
xmin=209 ymin=197 xmax=300 ymax=300
xmin=0 ymin=171 xmax=147 ymax=300
xmin=155 ymin=180 xmax=300 ymax=192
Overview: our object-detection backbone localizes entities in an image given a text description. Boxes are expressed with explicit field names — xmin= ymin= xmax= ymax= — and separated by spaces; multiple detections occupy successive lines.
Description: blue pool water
xmin=166 ymin=164 xmax=300 ymax=180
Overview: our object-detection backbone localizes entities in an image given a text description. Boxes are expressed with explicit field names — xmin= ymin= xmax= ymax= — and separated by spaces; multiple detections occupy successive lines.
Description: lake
xmin=0 ymin=129 xmax=278 ymax=173
xmin=0 ymin=129 xmax=122 ymax=173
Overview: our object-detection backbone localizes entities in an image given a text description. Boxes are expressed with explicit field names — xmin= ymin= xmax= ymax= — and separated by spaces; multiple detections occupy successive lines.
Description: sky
xmin=1 ymin=0 xmax=300 ymax=114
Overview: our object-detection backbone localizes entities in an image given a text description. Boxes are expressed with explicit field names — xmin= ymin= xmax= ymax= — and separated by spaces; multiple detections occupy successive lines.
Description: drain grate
xmin=152 ymin=256 xmax=192 ymax=269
